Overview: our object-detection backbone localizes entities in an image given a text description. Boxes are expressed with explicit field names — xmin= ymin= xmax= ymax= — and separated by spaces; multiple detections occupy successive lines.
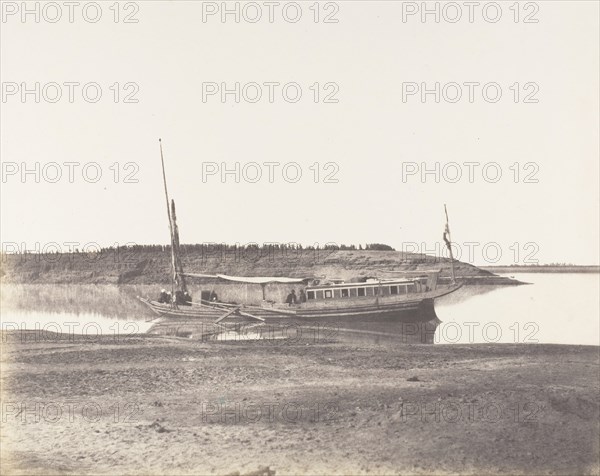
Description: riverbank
xmin=483 ymin=265 xmax=600 ymax=274
xmin=1 ymin=333 xmax=598 ymax=475
xmin=0 ymin=248 xmax=526 ymax=286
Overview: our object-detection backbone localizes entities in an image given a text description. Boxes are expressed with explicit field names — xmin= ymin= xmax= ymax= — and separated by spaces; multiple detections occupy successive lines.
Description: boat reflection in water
xmin=146 ymin=316 xmax=442 ymax=345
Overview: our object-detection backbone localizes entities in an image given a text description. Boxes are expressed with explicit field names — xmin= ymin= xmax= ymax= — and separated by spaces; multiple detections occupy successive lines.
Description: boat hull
xmin=137 ymin=283 xmax=461 ymax=343
xmin=138 ymin=283 xmax=460 ymax=322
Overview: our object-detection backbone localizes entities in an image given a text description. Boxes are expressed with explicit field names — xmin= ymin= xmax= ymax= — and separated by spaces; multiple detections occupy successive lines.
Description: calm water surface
xmin=1 ymin=273 xmax=598 ymax=345
xmin=435 ymin=273 xmax=599 ymax=345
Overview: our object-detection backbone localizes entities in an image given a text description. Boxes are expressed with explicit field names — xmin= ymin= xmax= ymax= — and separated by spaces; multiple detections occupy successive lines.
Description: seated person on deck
xmin=299 ymin=289 xmax=307 ymax=303
xmin=285 ymin=289 xmax=297 ymax=306
xmin=158 ymin=289 xmax=170 ymax=304
xmin=175 ymin=290 xmax=191 ymax=306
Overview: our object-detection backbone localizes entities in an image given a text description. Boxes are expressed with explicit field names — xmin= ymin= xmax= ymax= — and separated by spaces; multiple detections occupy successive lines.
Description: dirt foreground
xmin=1 ymin=332 xmax=599 ymax=475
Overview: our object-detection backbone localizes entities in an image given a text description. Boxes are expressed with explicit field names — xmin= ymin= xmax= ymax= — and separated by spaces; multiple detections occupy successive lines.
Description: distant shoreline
xmin=0 ymin=249 xmax=521 ymax=285
xmin=482 ymin=265 xmax=600 ymax=274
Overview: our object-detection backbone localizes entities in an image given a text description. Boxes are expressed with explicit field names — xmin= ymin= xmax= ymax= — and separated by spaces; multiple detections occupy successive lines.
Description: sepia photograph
xmin=1 ymin=1 xmax=599 ymax=475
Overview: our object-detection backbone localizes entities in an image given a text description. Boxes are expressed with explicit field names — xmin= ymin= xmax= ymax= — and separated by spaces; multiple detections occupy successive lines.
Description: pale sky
xmin=1 ymin=1 xmax=598 ymax=266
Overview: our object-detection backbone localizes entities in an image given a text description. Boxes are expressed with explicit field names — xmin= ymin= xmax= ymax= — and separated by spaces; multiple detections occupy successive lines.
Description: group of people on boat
xmin=285 ymin=289 xmax=306 ymax=306
xmin=158 ymin=289 xmax=192 ymax=306
xmin=158 ymin=288 xmax=304 ymax=307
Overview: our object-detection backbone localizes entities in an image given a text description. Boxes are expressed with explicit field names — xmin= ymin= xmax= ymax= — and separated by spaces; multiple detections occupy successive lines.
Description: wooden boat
xmin=139 ymin=274 xmax=461 ymax=323
xmin=137 ymin=140 xmax=463 ymax=337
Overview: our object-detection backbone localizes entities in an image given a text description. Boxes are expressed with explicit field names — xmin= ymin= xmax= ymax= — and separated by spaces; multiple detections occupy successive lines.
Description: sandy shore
xmin=1 ymin=332 xmax=598 ymax=475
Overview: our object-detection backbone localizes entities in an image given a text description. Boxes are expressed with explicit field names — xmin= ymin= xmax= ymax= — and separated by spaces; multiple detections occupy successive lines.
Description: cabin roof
xmin=183 ymin=273 xmax=308 ymax=284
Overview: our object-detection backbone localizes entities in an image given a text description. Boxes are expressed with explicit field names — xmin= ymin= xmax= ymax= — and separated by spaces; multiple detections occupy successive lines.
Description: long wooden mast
xmin=444 ymin=204 xmax=456 ymax=284
xmin=159 ymin=139 xmax=177 ymax=299
xmin=170 ymin=199 xmax=187 ymax=293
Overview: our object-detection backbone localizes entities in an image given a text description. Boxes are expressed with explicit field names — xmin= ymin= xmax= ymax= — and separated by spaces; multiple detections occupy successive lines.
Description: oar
xmin=214 ymin=306 xmax=242 ymax=324
xmin=238 ymin=310 xmax=266 ymax=322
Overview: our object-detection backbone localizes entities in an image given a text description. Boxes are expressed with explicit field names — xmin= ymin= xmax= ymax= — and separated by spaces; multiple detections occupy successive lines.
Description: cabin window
xmin=381 ymin=286 xmax=390 ymax=296
xmin=390 ymin=286 xmax=398 ymax=295
xmin=358 ymin=287 xmax=366 ymax=297
xmin=399 ymin=286 xmax=407 ymax=295
xmin=307 ymin=291 xmax=315 ymax=300
xmin=373 ymin=287 xmax=379 ymax=296
xmin=366 ymin=287 xmax=374 ymax=296
xmin=406 ymin=284 xmax=414 ymax=293
xmin=316 ymin=290 xmax=324 ymax=300
xmin=341 ymin=289 xmax=349 ymax=298
xmin=350 ymin=288 xmax=357 ymax=297
xmin=333 ymin=289 xmax=341 ymax=298
xmin=324 ymin=290 xmax=333 ymax=299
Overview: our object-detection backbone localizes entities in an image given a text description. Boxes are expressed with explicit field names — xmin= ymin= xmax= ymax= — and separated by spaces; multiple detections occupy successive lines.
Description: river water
xmin=435 ymin=273 xmax=599 ymax=345
xmin=1 ymin=273 xmax=598 ymax=346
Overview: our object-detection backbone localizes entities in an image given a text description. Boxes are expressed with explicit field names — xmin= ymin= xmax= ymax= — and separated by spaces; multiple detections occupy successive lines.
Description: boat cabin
xmin=305 ymin=278 xmax=431 ymax=302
